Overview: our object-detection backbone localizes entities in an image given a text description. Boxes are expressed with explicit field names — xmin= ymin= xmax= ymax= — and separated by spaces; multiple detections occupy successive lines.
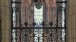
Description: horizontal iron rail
xmin=11 ymin=2 xmax=21 ymax=3
xmin=56 ymin=1 xmax=67 ymax=3
xmin=12 ymin=27 xmax=66 ymax=29
xmin=11 ymin=1 xmax=67 ymax=3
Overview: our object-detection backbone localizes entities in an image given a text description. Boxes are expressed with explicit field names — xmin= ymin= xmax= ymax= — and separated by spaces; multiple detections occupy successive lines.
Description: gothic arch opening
xmin=11 ymin=0 xmax=67 ymax=42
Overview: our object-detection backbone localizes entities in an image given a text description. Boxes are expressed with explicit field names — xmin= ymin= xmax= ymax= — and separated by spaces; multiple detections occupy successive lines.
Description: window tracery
xmin=11 ymin=0 xmax=67 ymax=42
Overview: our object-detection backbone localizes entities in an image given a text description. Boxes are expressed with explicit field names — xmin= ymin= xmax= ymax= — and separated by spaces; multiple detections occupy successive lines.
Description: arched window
xmin=11 ymin=0 xmax=67 ymax=42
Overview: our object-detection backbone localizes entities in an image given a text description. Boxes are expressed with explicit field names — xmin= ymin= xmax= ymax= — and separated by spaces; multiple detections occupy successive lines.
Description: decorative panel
xmin=11 ymin=0 xmax=67 ymax=42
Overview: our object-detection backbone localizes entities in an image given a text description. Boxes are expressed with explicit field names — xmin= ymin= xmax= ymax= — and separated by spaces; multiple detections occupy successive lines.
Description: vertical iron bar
xmin=20 ymin=28 xmax=21 ymax=42
xmin=65 ymin=4 xmax=66 ymax=42
xmin=19 ymin=5 xmax=21 ymax=27
xmin=56 ymin=6 xmax=59 ymax=42
xmin=25 ymin=5 xmax=26 ymax=25
xmin=57 ymin=4 xmax=58 ymax=28
xmin=19 ymin=3 xmax=21 ymax=42
xmin=33 ymin=28 xmax=34 ymax=42
xmin=15 ymin=4 xmax=17 ymax=42
xmin=16 ymin=8 xmax=17 ymax=27
xmin=43 ymin=28 xmax=44 ymax=42
xmin=51 ymin=27 xmax=52 ymax=42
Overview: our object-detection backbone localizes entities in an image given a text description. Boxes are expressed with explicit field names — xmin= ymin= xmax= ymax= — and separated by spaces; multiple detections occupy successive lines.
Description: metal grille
xmin=11 ymin=0 xmax=67 ymax=42
xmin=12 ymin=27 xmax=66 ymax=42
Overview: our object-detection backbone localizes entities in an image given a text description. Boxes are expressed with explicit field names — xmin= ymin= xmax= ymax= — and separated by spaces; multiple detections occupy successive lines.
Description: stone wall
xmin=0 ymin=0 xmax=11 ymax=42
xmin=0 ymin=0 xmax=2 ymax=42
xmin=67 ymin=0 xmax=76 ymax=42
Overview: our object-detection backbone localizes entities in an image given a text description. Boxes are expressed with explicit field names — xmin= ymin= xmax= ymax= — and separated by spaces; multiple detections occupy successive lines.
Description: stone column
xmin=1 ymin=0 xmax=11 ymax=42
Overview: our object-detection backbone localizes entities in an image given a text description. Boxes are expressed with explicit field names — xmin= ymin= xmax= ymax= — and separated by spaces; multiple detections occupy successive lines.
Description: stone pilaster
xmin=67 ymin=0 xmax=76 ymax=42
xmin=1 ymin=0 xmax=11 ymax=42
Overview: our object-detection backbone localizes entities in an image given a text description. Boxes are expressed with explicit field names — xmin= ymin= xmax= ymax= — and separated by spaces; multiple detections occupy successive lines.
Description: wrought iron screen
xmin=11 ymin=0 xmax=67 ymax=42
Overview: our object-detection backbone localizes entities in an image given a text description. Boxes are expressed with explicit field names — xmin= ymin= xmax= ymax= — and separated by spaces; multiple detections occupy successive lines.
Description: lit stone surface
xmin=1 ymin=0 xmax=10 ymax=42
xmin=68 ymin=0 xmax=76 ymax=42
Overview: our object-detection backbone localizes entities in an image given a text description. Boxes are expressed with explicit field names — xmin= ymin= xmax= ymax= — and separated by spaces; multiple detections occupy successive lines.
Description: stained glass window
xmin=11 ymin=0 xmax=67 ymax=42
xmin=34 ymin=3 xmax=43 ymax=42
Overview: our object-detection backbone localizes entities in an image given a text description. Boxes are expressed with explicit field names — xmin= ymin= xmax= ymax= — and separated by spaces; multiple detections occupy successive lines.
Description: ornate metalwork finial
xmin=33 ymin=0 xmax=38 ymax=2
xmin=35 ymin=2 xmax=42 ymax=9
xmin=32 ymin=22 xmax=36 ymax=26
xmin=24 ymin=21 xmax=28 ymax=27
xmin=41 ymin=21 xmax=45 ymax=26
xmin=49 ymin=21 xmax=53 ymax=27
